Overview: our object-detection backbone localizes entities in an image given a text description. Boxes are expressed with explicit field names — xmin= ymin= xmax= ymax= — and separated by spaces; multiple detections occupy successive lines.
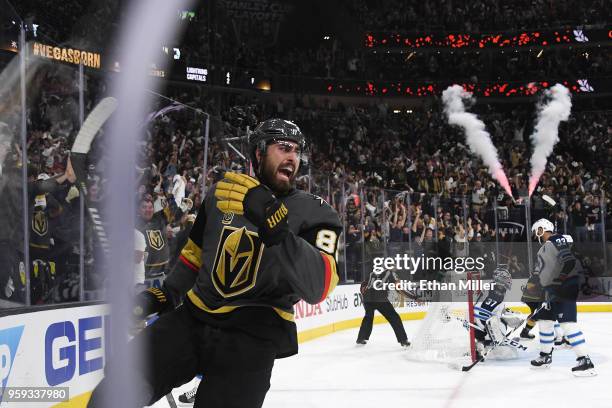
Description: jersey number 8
xmin=316 ymin=229 xmax=337 ymax=256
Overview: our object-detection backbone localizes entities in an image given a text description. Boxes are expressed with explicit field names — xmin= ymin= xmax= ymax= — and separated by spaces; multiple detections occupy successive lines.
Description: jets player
xmin=529 ymin=218 xmax=596 ymax=376
xmin=521 ymin=234 xmax=579 ymax=348
xmin=88 ymin=119 xmax=342 ymax=407
xmin=473 ymin=265 xmax=523 ymax=359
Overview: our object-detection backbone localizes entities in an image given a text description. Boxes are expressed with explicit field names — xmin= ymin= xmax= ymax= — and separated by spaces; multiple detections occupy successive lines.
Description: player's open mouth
xmin=277 ymin=165 xmax=294 ymax=181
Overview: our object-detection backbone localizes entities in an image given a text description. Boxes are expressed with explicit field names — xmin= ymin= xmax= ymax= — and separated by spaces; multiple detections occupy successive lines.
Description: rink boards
xmin=0 ymin=303 xmax=109 ymax=407
xmin=295 ymin=278 xmax=612 ymax=342
xmin=0 ymin=278 xmax=610 ymax=407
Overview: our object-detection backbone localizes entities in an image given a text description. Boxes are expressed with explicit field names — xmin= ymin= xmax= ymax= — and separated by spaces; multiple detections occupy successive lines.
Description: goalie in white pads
xmin=473 ymin=266 xmax=524 ymax=360
xmin=529 ymin=219 xmax=596 ymax=376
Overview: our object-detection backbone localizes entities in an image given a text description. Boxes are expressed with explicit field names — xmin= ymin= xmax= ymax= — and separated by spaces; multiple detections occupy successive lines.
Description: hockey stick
xmin=69 ymin=97 xmax=118 ymax=253
xmin=166 ymin=393 xmax=178 ymax=408
xmin=72 ymin=98 xmax=180 ymax=407
xmin=458 ymin=303 xmax=546 ymax=372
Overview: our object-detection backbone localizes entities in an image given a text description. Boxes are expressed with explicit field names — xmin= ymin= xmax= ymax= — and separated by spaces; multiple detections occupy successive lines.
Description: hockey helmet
xmin=531 ymin=218 xmax=555 ymax=243
xmin=249 ymin=119 xmax=307 ymax=171
xmin=493 ymin=264 xmax=512 ymax=292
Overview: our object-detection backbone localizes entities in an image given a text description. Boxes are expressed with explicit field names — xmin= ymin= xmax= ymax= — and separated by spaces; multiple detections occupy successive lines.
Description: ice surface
xmin=152 ymin=313 xmax=611 ymax=408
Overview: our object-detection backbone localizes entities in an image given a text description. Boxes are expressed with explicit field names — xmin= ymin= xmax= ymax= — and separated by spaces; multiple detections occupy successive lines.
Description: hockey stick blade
xmin=542 ymin=194 xmax=557 ymax=207
xmin=461 ymin=357 xmax=484 ymax=372
xmin=71 ymin=97 xmax=118 ymax=154
xmin=70 ymin=97 xmax=118 ymax=194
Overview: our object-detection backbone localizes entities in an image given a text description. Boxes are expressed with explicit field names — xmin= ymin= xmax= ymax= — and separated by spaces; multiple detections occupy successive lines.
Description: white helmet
xmin=531 ymin=218 xmax=554 ymax=243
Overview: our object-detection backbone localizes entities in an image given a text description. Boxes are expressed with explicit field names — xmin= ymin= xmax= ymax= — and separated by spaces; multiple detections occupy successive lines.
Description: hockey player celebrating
xmin=473 ymin=265 xmax=524 ymax=360
xmin=137 ymin=194 xmax=192 ymax=279
xmin=529 ymin=218 xmax=596 ymax=376
xmin=88 ymin=119 xmax=342 ymax=408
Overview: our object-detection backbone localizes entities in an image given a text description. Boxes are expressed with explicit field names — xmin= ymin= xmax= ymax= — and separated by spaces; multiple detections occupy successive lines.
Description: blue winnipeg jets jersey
xmin=473 ymin=289 xmax=505 ymax=333
xmin=536 ymin=234 xmax=581 ymax=288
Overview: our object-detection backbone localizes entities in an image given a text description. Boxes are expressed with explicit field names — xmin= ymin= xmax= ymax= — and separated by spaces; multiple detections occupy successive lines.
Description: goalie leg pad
xmin=487 ymin=345 xmax=519 ymax=360
xmin=485 ymin=316 xmax=506 ymax=344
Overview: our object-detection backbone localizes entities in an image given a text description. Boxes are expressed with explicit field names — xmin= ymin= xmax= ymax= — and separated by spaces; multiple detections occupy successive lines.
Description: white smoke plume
xmin=527 ymin=84 xmax=572 ymax=196
xmin=442 ymin=85 xmax=513 ymax=197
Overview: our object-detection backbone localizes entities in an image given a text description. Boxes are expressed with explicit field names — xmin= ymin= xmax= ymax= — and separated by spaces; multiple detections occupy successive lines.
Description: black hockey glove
xmin=215 ymin=172 xmax=289 ymax=246
xmin=133 ymin=287 xmax=172 ymax=318
xmin=244 ymin=185 xmax=289 ymax=246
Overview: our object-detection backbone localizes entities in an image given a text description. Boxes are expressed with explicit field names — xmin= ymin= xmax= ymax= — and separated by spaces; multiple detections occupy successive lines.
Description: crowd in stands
xmin=16 ymin=0 xmax=609 ymax=50
xmin=345 ymin=0 xmax=610 ymax=32
xmin=181 ymin=22 xmax=612 ymax=84
xmin=288 ymin=97 xmax=611 ymax=281
xmin=13 ymin=0 xmax=611 ymax=86
xmin=1 ymin=0 xmax=611 ymax=307
xmin=12 ymin=0 xmax=118 ymax=51
xmin=363 ymin=48 xmax=612 ymax=82
xmin=2 ymin=57 xmax=609 ymax=308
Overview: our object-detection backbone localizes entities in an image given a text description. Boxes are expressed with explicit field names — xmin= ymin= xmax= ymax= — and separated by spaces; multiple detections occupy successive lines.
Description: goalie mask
xmin=493 ymin=265 xmax=512 ymax=292
xmin=249 ymin=119 xmax=308 ymax=174
xmin=531 ymin=218 xmax=555 ymax=244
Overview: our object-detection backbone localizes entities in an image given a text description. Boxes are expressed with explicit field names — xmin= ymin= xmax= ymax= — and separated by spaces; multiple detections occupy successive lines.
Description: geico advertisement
xmin=0 ymin=304 xmax=109 ymax=407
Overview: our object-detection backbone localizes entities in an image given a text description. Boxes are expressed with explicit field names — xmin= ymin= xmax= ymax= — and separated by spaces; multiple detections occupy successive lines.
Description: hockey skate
xmin=356 ymin=339 xmax=367 ymax=345
xmin=178 ymin=387 xmax=196 ymax=405
xmin=530 ymin=351 xmax=553 ymax=369
xmin=400 ymin=340 xmax=411 ymax=348
xmin=178 ymin=381 xmax=199 ymax=406
xmin=520 ymin=327 xmax=535 ymax=339
xmin=572 ymin=356 xmax=596 ymax=377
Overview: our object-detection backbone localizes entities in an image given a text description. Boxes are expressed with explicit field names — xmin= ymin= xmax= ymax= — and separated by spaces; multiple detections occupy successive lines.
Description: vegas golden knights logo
xmin=32 ymin=211 xmax=48 ymax=236
xmin=212 ymin=226 xmax=264 ymax=298
xmin=146 ymin=230 xmax=165 ymax=250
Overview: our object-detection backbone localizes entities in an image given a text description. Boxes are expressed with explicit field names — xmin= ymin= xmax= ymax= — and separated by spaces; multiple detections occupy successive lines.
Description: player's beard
xmin=260 ymin=157 xmax=296 ymax=195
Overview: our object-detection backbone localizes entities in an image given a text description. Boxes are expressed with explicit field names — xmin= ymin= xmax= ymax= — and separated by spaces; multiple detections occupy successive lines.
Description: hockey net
xmin=406 ymin=271 xmax=481 ymax=364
